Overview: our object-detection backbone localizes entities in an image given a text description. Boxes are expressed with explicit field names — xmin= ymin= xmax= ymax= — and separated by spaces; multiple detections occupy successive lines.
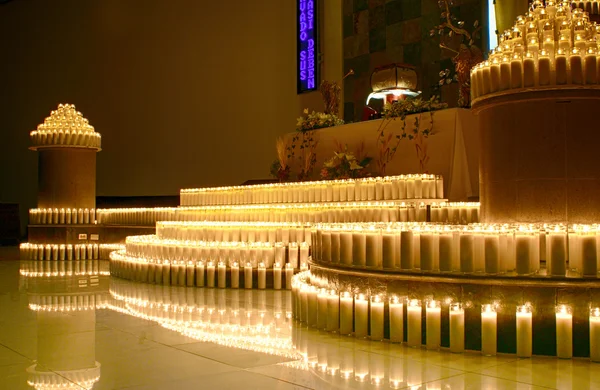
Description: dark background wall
xmin=342 ymin=0 xmax=483 ymax=122
xmin=0 ymin=0 xmax=300 ymax=235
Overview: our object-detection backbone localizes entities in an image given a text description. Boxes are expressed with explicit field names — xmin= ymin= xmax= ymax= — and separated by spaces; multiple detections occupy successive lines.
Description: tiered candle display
xmin=29 ymin=104 xmax=101 ymax=149
xmin=471 ymin=1 xmax=600 ymax=101
xmin=180 ymin=174 xmax=444 ymax=206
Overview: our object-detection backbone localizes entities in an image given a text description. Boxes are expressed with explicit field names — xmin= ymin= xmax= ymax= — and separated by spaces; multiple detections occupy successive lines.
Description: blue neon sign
xmin=297 ymin=0 xmax=318 ymax=93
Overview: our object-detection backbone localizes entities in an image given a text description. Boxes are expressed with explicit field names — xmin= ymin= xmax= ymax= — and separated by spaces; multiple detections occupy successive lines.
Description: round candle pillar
xmin=244 ymin=263 xmax=253 ymax=289
xmin=370 ymin=295 xmax=384 ymax=341
xmin=590 ymin=308 xmax=600 ymax=362
xmin=317 ymin=289 xmax=328 ymax=330
xmin=177 ymin=261 xmax=186 ymax=286
xmin=570 ymin=48 xmax=584 ymax=84
xmin=459 ymin=230 xmax=474 ymax=273
xmin=352 ymin=228 xmax=367 ymax=267
xmin=510 ymin=53 xmax=523 ymax=89
xmin=481 ymin=304 xmax=497 ymax=356
xmin=382 ymin=228 xmax=398 ymax=269
xmin=580 ymin=229 xmax=597 ymax=277
xmin=365 ymin=227 xmax=382 ymax=268
xmin=162 ymin=261 xmax=171 ymax=285
xmin=299 ymin=286 xmax=308 ymax=323
xmin=484 ymin=231 xmax=500 ymax=274
xmin=340 ymin=231 xmax=353 ymax=266
xmin=273 ymin=262 xmax=282 ymax=290
xmin=523 ymin=52 xmax=536 ymax=87
xmin=400 ymin=230 xmax=414 ymax=270
xmin=195 ymin=261 xmax=205 ymax=287
xmin=407 ymin=299 xmax=422 ymax=347
xmin=231 ymin=262 xmax=240 ymax=288
xmin=307 ymin=287 xmax=318 ymax=327
xmin=285 ymin=263 xmax=293 ymax=290
xmin=449 ymin=303 xmax=465 ymax=353
xmin=257 ymin=263 xmax=266 ymax=289
xmin=547 ymin=228 xmax=567 ymax=276
xmin=206 ymin=261 xmax=216 ymax=288
xmin=489 ymin=58 xmax=501 ymax=92
xmin=556 ymin=305 xmax=573 ymax=359
xmin=326 ymin=291 xmax=340 ymax=332
xmin=426 ymin=300 xmax=441 ymax=350
xmin=389 ymin=296 xmax=404 ymax=343
xmin=354 ymin=294 xmax=369 ymax=338
xmin=516 ymin=304 xmax=533 ymax=358
xmin=218 ymin=262 xmax=227 ymax=288
xmin=419 ymin=230 xmax=436 ymax=271
xmin=339 ymin=291 xmax=354 ymax=335
xmin=555 ymin=50 xmax=568 ymax=84
xmin=538 ymin=51 xmax=552 ymax=85
xmin=515 ymin=230 xmax=533 ymax=275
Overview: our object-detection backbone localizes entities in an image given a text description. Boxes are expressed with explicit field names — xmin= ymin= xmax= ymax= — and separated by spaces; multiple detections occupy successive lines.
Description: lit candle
xmin=438 ymin=229 xmax=454 ymax=272
xmin=354 ymin=294 xmax=369 ymax=338
xmin=177 ymin=261 xmax=186 ymax=286
xmin=299 ymin=286 xmax=308 ymax=323
xmin=459 ymin=230 xmax=474 ymax=273
xmin=555 ymin=49 xmax=568 ymax=84
xmin=195 ymin=261 xmax=205 ymax=287
xmin=326 ymin=290 xmax=339 ymax=332
xmin=510 ymin=53 xmax=523 ymax=89
xmin=426 ymin=300 xmax=441 ymax=350
xmin=331 ymin=229 xmax=340 ymax=263
xmin=515 ymin=230 xmax=532 ymax=275
xmin=556 ymin=305 xmax=573 ymax=359
xmin=317 ymin=288 xmax=328 ymax=330
xmin=450 ymin=303 xmax=464 ymax=353
xmin=162 ymin=260 xmax=171 ymax=286
xmin=389 ymin=296 xmax=404 ymax=343
xmin=218 ymin=262 xmax=227 ymax=288
xmin=365 ymin=227 xmax=382 ymax=268
xmin=370 ymin=295 xmax=384 ymax=341
xmin=321 ymin=229 xmax=332 ymax=262
xmin=523 ymin=52 xmax=536 ymax=87
xmin=231 ymin=262 xmax=239 ymax=288
xmin=407 ymin=299 xmax=422 ymax=347
xmin=288 ymin=242 xmax=299 ymax=269
xmin=419 ymin=229 xmax=436 ymax=271
xmin=352 ymin=228 xmax=367 ymax=267
xmin=340 ymin=230 xmax=353 ymax=266
xmin=339 ymin=291 xmax=353 ymax=335
xmin=285 ymin=263 xmax=293 ymax=289
xmin=516 ymin=304 xmax=532 ymax=358
xmin=548 ymin=227 xmax=567 ymax=276
xmin=382 ymin=228 xmax=398 ymax=269
xmin=155 ymin=260 xmax=163 ymax=284
xmin=484 ymin=231 xmax=500 ymax=274
xmin=489 ymin=58 xmax=500 ymax=92
xmin=481 ymin=304 xmax=497 ymax=356
xmin=581 ymin=229 xmax=597 ymax=277
xmin=257 ymin=262 xmax=266 ymax=289
xmin=244 ymin=262 xmax=253 ymax=289
xmin=206 ymin=261 xmax=215 ymax=288
xmin=273 ymin=262 xmax=282 ymax=290
xmin=400 ymin=230 xmax=414 ymax=270
xmin=570 ymin=48 xmax=584 ymax=84
xmin=590 ymin=308 xmax=600 ymax=362
xmin=307 ymin=286 xmax=318 ymax=327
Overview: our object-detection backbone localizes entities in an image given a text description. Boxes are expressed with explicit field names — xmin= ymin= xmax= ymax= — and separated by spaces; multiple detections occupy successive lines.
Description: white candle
xmin=162 ymin=261 xmax=171 ymax=285
xmin=400 ymin=230 xmax=414 ymax=270
xmin=570 ymin=48 xmax=584 ymax=84
xmin=516 ymin=304 xmax=532 ymax=358
xmin=484 ymin=232 xmax=500 ymax=274
xmin=450 ymin=303 xmax=464 ymax=353
xmin=326 ymin=291 xmax=339 ymax=332
xmin=257 ymin=262 xmax=266 ymax=289
xmin=515 ymin=231 xmax=532 ymax=275
xmin=581 ymin=231 xmax=597 ymax=277
xmin=407 ymin=299 xmax=422 ymax=347
xmin=352 ymin=229 xmax=367 ymax=267
xmin=177 ymin=261 xmax=186 ymax=286
xmin=365 ymin=228 xmax=382 ymax=268
xmin=460 ymin=231 xmax=474 ymax=273
xmin=339 ymin=291 xmax=353 ymax=335
xmin=321 ymin=229 xmax=332 ymax=262
xmin=307 ymin=286 xmax=318 ymax=327
xmin=340 ymin=231 xmax=353 ymax=266
xmin=499 ymin=56 xmax=511 ymax=90
xmin=590 ymin=308 xmax=600 ymax=362
xmin=426 ymin=300 xmax=441 ymax=350
xmin=370 ymin=295 xmax=384 ymax=341
xmin=273 ymin=262 xmax=282 ymax=290
xmin=299 ymin=286 xmax=308 ymax=323
xmin=288 ymin=243 xmax=299 ymax=269
xmin=382 ymin=229 xmax=397 ymax=269
xmin=244 ymin=263 xmax=253 ymax=289
xmin=556 ymin=305 xmax=573 ymax=359
xmin=331 ymin=230 xmax=340 ymax=263
xmin=523 ymin=52 xmax=536 ymax=87
xmin=548 ymin=229 xmax=567 ymax=276
xmin=195 ymin=261 xmax=205 ymax=287
xmin=420 ymin=231 xmax=436 ymax=271
xmin=317 ymin=288 xmax=328 ymax=329
xmin=438 ymin=230 xmax=454 ymax=272
xmin=231 ymin=262 xmax=239 ymax=288
xmin=389 ymin=296 xmax=404 ymax=343
xmin=155 ymin=261 xmax=163 ymax=284
xmin=218 ymin=262 xmax=227 ymax=288
xmin=555 ymin=50 xmax=568 ymax=84
xmin=489 ymin=59 xmax=500 ymax=92
xmin=207 ymin=261 xmax=215 ymax=288
xmin=354 ymin=294 xmax=369 ymax=338
xmin=538 ymin=52 xmax=551 ymax=86
xmin=481 ymin=304 xmax=497 ymax=356
xmin=285 ymin=263 xmax=293 ymax=290
xmin=510 ymin=54 xmax=523 ymax=89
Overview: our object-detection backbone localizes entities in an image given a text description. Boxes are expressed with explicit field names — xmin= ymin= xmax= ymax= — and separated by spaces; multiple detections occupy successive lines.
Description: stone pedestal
xmin=472 ymin=88 xmax=600 ymax=224
xmin=36 ymin=147 xmax=97 ymax=210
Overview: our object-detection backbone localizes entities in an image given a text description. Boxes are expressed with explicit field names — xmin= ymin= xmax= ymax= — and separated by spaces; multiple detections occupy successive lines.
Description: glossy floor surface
xmin=1 ymin=255 xmax=599 ymax=389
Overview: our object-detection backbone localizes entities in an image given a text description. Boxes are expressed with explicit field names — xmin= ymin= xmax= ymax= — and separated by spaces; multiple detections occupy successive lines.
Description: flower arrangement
xmin=320 ymin=69 xmax=354 ymax=116
xmin=295 ymin=109 xmax=344 ymax=132
xmin=429 ymin=0 xmax=483 ymax=107
xmin=270 ymin=137 xmax=291 ymax=182
xmin=320 ymin=141 xmax=372 ymax=180
xmin=375 ymin=96 xmax=447 ymax=175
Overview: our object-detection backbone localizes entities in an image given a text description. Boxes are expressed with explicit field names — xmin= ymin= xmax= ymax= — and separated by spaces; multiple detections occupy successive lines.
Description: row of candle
xmin=110 ymin=251 xmax=297 ymax=290
xmin=19 ymin=243 xmax=122 ymax=261
xmin=180 ymin=174 xmax=444 ymax=206
xmin=124 ymin=235 xmax=309 ymax=268
xmin=29 ymin=207 xmax=96 ymax=225
xmin=95 ymin=207 xmax=177 ymax=226
xmin=29 ymin=129 xmax=101 ymax=148
xmin=156 ymin=221 xmax=312 ymax=245
xmin=430 ymin=202 xmax=480 ymax=224
xmin=573 ymin=1 xmax=600 ymax=14
xmin=28 ymin=293 xmax=109 ymax=312
xmin=311 ymin=223 xmax=600 ymax=277
xmin=175 ymin=202 xmax=428 ymax=224
xmin=20 ymin=260 xmax=110 ymax=277
xmin=290 ymin=272 xmax=600 ymax=360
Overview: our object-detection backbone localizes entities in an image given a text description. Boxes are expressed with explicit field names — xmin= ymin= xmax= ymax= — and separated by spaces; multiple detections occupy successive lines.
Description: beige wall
xmin=0 ymin=0 xmax=306 ymax=234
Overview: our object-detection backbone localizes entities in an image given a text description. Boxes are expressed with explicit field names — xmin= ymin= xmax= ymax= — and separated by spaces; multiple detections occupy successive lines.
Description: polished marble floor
xmin=1 ymin=254 xmax=599 ymax=390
